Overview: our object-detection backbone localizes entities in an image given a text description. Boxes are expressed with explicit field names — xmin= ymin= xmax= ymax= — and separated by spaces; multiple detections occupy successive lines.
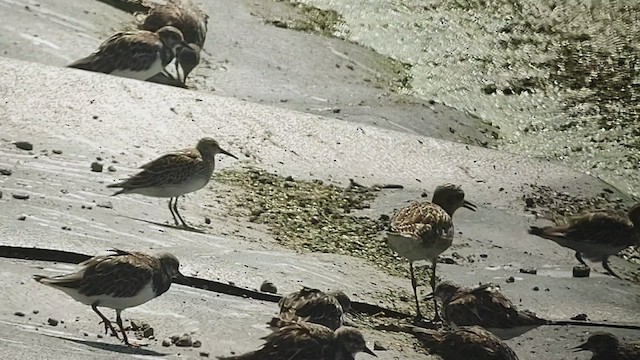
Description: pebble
xmin=97 ymin=201 xmax=113 ymax=209
xmin=260 ymin=280 xmax=278 ymax=294
xmin=204 ymin=217 xmax=212 ymax=224
xmin=519 ymin=267 xmax=537 ymax=275
xmin=15 ymin=141 xmax=33 ymax=151
xmin=52 ymin=149 xmax=63 ymax=154
xmin=17 ymin=215 xmax=26 ymax=221
xmin=524 ymin=197 xmax=535 ymax=208
xmin=571 ymin=313 xmax=589 ymax=321
xmin=175 ymin=333 xmax=193 ymax=347
xmin=47 ymin=318 xmax=59 ymax=326
xmin=32 ymin=310 xmax=39 ymax=314
xmin=532 ymin=286 xmax=539 ymax=291
xmin=0 ymin=190 xmax=2 ymax=199
xmin=199 ymin=352 xmax=210 ymax=357
xmin=162 ymin=338 xmax=172 ymax=347
xmin=506 ymin=276 xmax=515 ymax=283
xmin=61 ymin=226 xmax=71 ymax=231
xmin=572 ymin=265 xmax=590 ymax=278
xmin=479 ymin=253 xmax=488 ymax=258
xmin=170 ymin=334 xmax=180 ymax=343
xmin=0 ymin=168 xmax=12 ymax=176
xmin=107 ymin=165 xmax=117 ymax=172
xmin=14 ymin=311 xmax=25 ymax=317
xmin=373 ymin=340 xmax=387 ymax=351
xmin=90 ymin=162 xmax=103 ymax=172
xmin=142 ymin=327 xmax=154 ymax=338
xmin=192 ymin=340 xmax=202 ymax=348
xmin=12 ymin=193 xmax=30 ymax=200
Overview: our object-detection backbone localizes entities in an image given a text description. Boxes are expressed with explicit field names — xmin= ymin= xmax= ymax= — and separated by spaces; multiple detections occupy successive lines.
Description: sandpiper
xmin=107 ymin=137 xmax=237 ymax=229
xmin=269 ymin=287 xmax=351 ymax=331
xmin=426 ymin=281 xmax=546 ymax=330
xmin=528 ymin=203 xmax=640 ymax=278
xmin=386 ymin=184 xmax=476 ymax=320
xmin=33 ymin=249 xmax=185 ymax=346
xmin=411 ymin=325 xmax=519 ymax=360
xmin=68 ymin=26 xmax=188 ymax=81
xmin=217 ymin=322 xmax=376 ymax=360
xmin=139 ymin=0 xmax=208 ymax=83
xmin=573 ymin=332 xmax=640 ymax=360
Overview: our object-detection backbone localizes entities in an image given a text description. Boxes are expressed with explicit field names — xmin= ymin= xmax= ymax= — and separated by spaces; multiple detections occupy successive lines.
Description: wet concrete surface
xmin=0 ymin=58 xmax=639 ymax=359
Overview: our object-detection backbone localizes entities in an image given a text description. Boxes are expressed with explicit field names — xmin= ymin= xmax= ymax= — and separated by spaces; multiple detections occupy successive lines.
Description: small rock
xmin=0 ymin=168 xmax=12 ymax=176
xmin=0 ymin=190 xmax=2 ymax=199
xmin=420 ymin=191 xmax=429 ymax=198
xmin=532 ymin=286 xmax=539 ymax=291
xmin=479 ymin=253 xmax=488 ymax=258
xmin=47 ymin=318 xmax=59 ymax=326
xmin=14 ymin=311 xmax=25 ymax=317
xmin=61 ymin=226 xmax=71 ymax=231
xmin=572 ymin=265 xmax=590 ymax=278
xmin=12 ymin=193 xmax=29 ymax=200
xmin=373 ymin=340 xmax=387 ymax=351
xmin=519 ymin=267 xmax=537 ymax=275
xmin=175 ymin=333 xmax=192 ymax=347
xmin=52 ymin=149 xmax=63 ymax=154
xmin=571 ymin=313 xmax=588 ymax=321
xmin=15 ymin=141 xmax=33 ymax=151
xmin=284 ymin=175 xmax=294 ymax=181
xmin=204 ymin=217 xmax=211 ymax=225
xmin=107 ymin=165 xmax=117 ymax=172
xmin=83 ymin=332 xmax=89 ymax=336
xmin=506 ymin=276 xmax=515 ymax=283
xmin=162 ymin=338 xmax=172 ymax=347
xmin=192 ymin=340 xmax=202 ymax=348
xmin=17 ymin=215 xmax=26 ymax=221
xmin=524 ymin=197 xmax=535 ymax=208
xmin=97 ymin=201 xmax=113 ymax=209
xmin=32 ymin=310 xmax=39 ymax=314
xmin=199 ymin=352 xmax=210 ymax=357
xmin=142 ymin=327 xmax=154 ymax=338
xmin=482 ymin=84 xmax=497 ymax=95
xmin=439 ymin=256 xmax=456 ymax=265
xmin=90 ymin=162 xmax=103 ymax=172
xmin=96 ymin=156 xmax=103 ymax=161
xmin=130 ymin=319 xmax=142 ymax=331
xmin=260 ymin=280 xmax=278 ymax=294
xmin=170 ymin=334 xmax=180 ymax=343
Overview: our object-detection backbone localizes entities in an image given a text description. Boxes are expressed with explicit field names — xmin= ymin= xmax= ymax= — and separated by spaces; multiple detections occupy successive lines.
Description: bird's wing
xmin=112 ymin=149 xmax=203 ymax=189
xmin=391 ymin=202 xmax=453 ymax=246
xmin=279 ymin=288 xmax=343 ymax=330
xmin=260 ymin=322 xmax=335 ymax=360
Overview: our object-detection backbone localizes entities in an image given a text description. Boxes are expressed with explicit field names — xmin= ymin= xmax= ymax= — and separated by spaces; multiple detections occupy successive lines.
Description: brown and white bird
xmin=573 ymin=332 xmax=640 ymax=360
xmin=68 ymin=26 xmax=188 ymax=81
xmin=217 ymin=322 xmax=376 ymax=360
xmin=427 ymin=281 xmax=546 ymax=334
xmin=269 ymin=287 xmax=351 ymax=331
xmin=386 ymin=184 xmax=476 ymax=320
xmin=528 ymin=203 xmax=640 ymax=278
xmin=107 ymin=137 xmax=237 ymax=229
xmin=139 ymin=0 xmax=208 ymax=83
xmin=411 ymin=325 xmax=519 ymax=360
xmin=33 ymin=249 xmax=185 ymax=346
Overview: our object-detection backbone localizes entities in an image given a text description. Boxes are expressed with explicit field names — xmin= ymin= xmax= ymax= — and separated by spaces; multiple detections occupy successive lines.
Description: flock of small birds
xmin=25 ymin=0 xmax=640 ymax=359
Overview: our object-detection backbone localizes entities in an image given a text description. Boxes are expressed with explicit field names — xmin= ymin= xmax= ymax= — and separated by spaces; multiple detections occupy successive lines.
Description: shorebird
xmin=426 ymin=281 xmax=546 ymax=335
xmin=528 ymin=203 xmax=640 ymax=278
xmin=573 ymin=332 xmax=640 ymax=360
xmin=386 ymin=184 xmax=476 ymax=320
xmin=217 ymin=322 xmax=376 ymax=360
xmin=68 ymin=26 xmax=188 ymax=81
xmin=269 ymin=287 xmax=351 ymax=331
xmin=411 ymin=325 xmax=519 ymax=360
xmin=107 ymin=137 xmax=237 ymax=229
xmin=139 ymin=0 xmax=208 ymax=83
xmin=33 ymin=249 xmax=185 ymax=346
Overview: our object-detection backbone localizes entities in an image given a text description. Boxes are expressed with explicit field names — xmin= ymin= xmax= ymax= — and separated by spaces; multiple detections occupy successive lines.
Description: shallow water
xmin=298 ymin=0 xmax=640 ymax=197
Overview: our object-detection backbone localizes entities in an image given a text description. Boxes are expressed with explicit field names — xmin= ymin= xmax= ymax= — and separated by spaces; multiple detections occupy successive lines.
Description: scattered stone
xmin=142 ymin=327 xmax=154 ymax=338
xmin=175 ymin=333 xmax=193 ymax=347
xmin=47 ymin=318 xmax=59 ymax=326
xmin=162 ymin=338 xmax=172 ymax=347
xmin=506 ymin=276 xmax=515 ymax=283
xmin=90 ymin=162 xmax=103 ymax=172
xmin=97 ymin=334 xmax=103 ymax=338
xmin=524 ymin=197 xmax=535 ymax=208
xmin=571 ymin=313 xmax=588 ymax=321
xmin=97 ymin=201 xmax=113 ymax=209
xmin=373 ymin=340 xmax=387 ymax=351
xmin=15 ymin=141 xmax=33 ymax=151
xmin=199 ymin=352 xmax=210 ymax=357
xmin=170 ymin=334 xmax=180 ymax=344
xmin=14 ymin=311 xmax=25 ymax=317
xmin=204 ymin=217 xmax=211 ymax=225
xmin=519 ymin=267 xmax=537 ymax=275
xmin=107 ymin=165 xmax=117 ymax=172
xmin=0 ymin=168 xmax=12 ymax=176
xmin=532 ymin=286 xmax=539 ymax=291
xmin=12 ymin=193 xmax=29 ymax=200
xmin=32 ymin=310 xmax=39 ymax=314
xmin=17 ymin=215 xmax=26 ymax=221
xmin=52 ymin=149 xmax=63 ymax=154
xmin=192 ymin=340 xmax=202 ymax=348
xmin=482 ymin=84 xmax=497 ymax=95
xmin=260 ymin=280 xmax=278 ymax=294
xmin=61 ymin=226 xmax=71 ymax=231
xmin=83 ymin=332 xmax=89 ymax=336
xmin=439 ymin=256 xmax=456 ymax=265
xmin=130 ymin=319 xmax=143 ymax=331
xmin=0 ymin=190 xmax=2 ymax=199
xmin=479 ymin=253 xmax=488 ymax=258
xmin=572 ymin=265 xmax=590 ymax=278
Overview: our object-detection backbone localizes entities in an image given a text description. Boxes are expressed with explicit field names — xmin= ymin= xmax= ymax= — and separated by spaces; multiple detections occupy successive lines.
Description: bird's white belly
xmin=110 ymin=56 xmax=164 ymax=81
xmin=554 ymin=238 xmax=627 ymax=261
xmin=132 ymin=175 xmax=210 ymax=198
xmin=387 ymin=233 xmax=451 ymax=262
xmin=56 ymin=282 xmax=157 ymax=310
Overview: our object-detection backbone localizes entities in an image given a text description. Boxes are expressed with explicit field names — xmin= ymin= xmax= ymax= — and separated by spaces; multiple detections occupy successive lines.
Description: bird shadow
xmin=44 ymin=334 xmax=168 ymax=356
xmin=118 ymin=215 xmax=205 ymax=234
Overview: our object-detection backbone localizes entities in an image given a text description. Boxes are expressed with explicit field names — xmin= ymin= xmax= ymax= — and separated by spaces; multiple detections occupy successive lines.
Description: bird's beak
xmin=463 ymin=200 xmax=477 ymax=211
xmin=572 ymin=343 xmax=588 ymax=352
xmin=219 ymin=147 xmax=238 ymax=160
xmin=363 ymin=346 xmax=377 ymax=357
xmin=174 ymin=271 xmax=190 ymax=285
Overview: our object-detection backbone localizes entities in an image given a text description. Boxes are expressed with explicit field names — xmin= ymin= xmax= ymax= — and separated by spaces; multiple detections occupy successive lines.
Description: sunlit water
xmin=298 ymin=0 xmax=640 ymax=197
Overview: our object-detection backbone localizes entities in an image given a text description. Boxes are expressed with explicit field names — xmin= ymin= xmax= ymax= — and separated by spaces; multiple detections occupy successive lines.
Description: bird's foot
xmin=99 ymin=320 xmax=119 ymax=339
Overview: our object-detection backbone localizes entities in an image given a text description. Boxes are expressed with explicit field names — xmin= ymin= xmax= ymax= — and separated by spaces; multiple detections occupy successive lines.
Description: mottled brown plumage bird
xmin=139 ymin=0 xmax=208 ymax=83
xmin=107 ymin=137 xmax=237 ymax=229
xmin=528 ymin=203 xmax=640 ymax=278
xmin=217 ymin=322 xmax=376 ymax=360
xmin=33 ymin=249 xmax=185 ymax=346
xmin=428 ymin=281 xmax=546 ymax=329
xmin=573 ymin=332 xmax=640 ymax=360
xmin=68 ymin=26 xmax=188 ymax=81
xmin=411 ymin=325 xmax=519 ymax=360
xmin=386 ymin=184 xmax=476 ymax=319
xmin=269 ymin=287 xmax=351 ymax=330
